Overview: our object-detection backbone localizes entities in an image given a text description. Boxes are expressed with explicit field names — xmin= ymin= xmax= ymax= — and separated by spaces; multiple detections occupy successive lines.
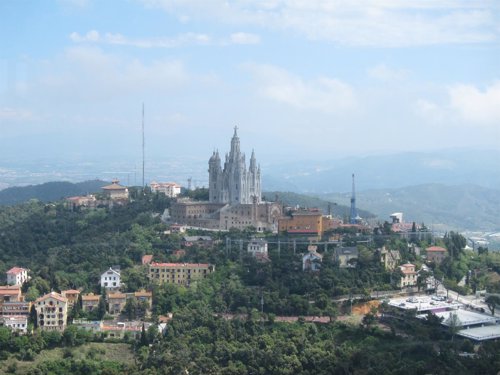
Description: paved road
xmin=436 ymin=283 xmax=500 ymax=317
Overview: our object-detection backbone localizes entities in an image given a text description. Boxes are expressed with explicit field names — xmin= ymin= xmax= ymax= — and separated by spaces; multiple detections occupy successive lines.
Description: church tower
xmin=208 ymin=128 xmax=261 ymax=205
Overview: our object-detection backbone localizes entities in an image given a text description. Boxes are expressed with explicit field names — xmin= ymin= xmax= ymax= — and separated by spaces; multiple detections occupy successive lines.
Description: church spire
xmin=229 ymin=125 xmax=240 ymax=160
xmin=249 ymin=149 xmax=256 ymax=170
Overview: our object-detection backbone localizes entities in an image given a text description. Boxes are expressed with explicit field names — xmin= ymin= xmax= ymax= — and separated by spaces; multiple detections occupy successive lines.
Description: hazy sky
xmin=1 ymin=0 xmax=499 ymax=163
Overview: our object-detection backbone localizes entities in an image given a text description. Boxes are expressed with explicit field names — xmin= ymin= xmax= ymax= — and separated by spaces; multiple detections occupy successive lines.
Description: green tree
xmin=485 ymin=295 xmax=500 ymax=316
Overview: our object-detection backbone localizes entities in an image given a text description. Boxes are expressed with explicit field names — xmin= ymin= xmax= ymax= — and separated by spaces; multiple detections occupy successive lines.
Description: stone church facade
xmin=169 ymin=129 xmax=281 ymax=232
xmin=208 ymin=127 xmax=261 ymax=205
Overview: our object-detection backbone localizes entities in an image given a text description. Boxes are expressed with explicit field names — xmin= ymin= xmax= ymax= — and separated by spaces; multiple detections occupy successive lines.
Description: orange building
xmin=279 ymin=210 xmax=340 ymax=237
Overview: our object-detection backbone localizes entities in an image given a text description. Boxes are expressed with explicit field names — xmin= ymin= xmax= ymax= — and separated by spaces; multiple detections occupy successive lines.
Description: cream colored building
xmin=148 ymin=262 xmax=215 ymax=286
xmin=35 ymin=292 xmax=68 ymax=331
xmin=101 ymin=180 xmax=129 ymax=200
xmin=380 ymin=247 xmax=401 ymax=271
xmin=399 ymin=263 xmax=417 ymax=288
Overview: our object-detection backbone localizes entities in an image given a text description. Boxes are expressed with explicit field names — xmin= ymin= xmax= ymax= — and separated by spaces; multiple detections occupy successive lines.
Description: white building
xmin=150 ymin=182 xmax=182 ymax=198
xmin=1 ymin=316 xmax=29 ymax=334
xmin=303 ymin=249 xmax=323 ymax=272
xmin=400 ymin=263 xmax=417 ymax=288
xmin=100 ymin=267 xmax=121 ymax=290
xmin=247 ymin=238 xmax=268 ymax=256
xmin=6 ymin=267 xmax=30 ymax=286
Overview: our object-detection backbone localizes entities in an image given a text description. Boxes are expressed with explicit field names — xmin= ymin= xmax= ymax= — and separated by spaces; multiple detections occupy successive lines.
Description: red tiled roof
xmin=150 ymin=262 xmax=210 ymax=268
xmin=6 ymin=267 xmax=27 ymax=275
xmin=142 ymin=255 xmax=153 ymax=265
xmin=62 ymin=289 xmax=80 ymax=294
xmin=82 ymin=294 xmax=100 ymax=301
xmin=35 ymin=292 xmax=67 ymax=303
xmin=108 ymin=293 xmax=126 ymax=299
xmin=426 ymin=246 xmax=447 ymax=252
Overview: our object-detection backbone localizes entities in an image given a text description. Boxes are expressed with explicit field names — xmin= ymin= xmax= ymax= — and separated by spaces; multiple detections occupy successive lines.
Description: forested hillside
xmin=319 ymin=184 xmax=500 ymax=231
xmin=1 ymin=190 xmax=500 ymax=374
xmin=0 ymin=180 xmax=109 ymax=206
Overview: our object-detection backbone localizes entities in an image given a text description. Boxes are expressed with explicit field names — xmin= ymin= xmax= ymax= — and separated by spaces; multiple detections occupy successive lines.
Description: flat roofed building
xmin=148 ymin=262 xmax=215 ymax=286
xmin=150 ymin=181 xmax=181 ymax=197
xmin=35 ymin=292 xmax=68 ymax=331
xmin=6 ymin=267 xmax=30 ymax=286
xmin=1 ymin=316 xmax=29 ymax=334
xmin=1 ymin=301 xmax=31 ymax=317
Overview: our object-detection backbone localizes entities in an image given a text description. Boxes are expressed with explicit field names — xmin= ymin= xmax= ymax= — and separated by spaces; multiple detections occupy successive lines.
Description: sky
xmin=1 ymin=0 xmax=499 ymax=165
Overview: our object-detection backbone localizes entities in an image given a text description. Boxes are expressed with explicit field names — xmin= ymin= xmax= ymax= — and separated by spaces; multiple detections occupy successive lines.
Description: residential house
xmin=0 ymin=285 xmax=22 ymax=304
xmin=399 ymin=263 xmax=417 ymax=288
xmin=107 ymin=292 xmax=127 ymax=315
xmin=335 ymin=247 xmax=359 ymax=268
xmin=65 ymin=195 xmax=97 ymax=210
xmin=182 ymin=236 xmax=214 ymax=248
xmin=150 ymin=181 xmax=181 ymax=197
xmin=302 ymin=249 xmax=323 ymax=272
xmin=148 ymin=262 xmax=215 ymax=286
xmin=426 ymin=246 xmax=448 ymax=264
xmin=101 ymin=180 xmax=129 ymax=200
xmin=81 ymin=293 xmax=101 ymax=313
xmin=380 ymin=247 xmax=401 ymax=271
xmin=101 ymin=321 xmax=153 ymax=340
xmin=100 ymin=267 xmax=121 ymax=291
xmin=134 ymin=290 xmax=152 ymax=309
xmin=6 ymin=267 xmax=30 ymax=286
xmin=0 ymin=316 xmax=29 ymax=334
xmin=61 ymin=289 xmax=80 ymax=308
xmin=35 ymin=292 xmax=68 ymax=331
xmin=247 ymin=238 xmax=268 ymax=256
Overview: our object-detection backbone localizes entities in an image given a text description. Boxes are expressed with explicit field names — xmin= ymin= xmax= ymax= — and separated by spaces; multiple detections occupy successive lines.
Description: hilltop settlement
xmin=0 ymin=130 xmax=499 ymax=375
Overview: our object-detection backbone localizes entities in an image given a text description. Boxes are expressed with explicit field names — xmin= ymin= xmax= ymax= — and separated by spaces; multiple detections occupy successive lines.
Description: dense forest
xmin=0 ymin=189 xmax=499 ymax=374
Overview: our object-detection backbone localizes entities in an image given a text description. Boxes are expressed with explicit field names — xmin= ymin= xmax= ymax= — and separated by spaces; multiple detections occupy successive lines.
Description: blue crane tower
xmin=349 ymin=173 xmax=359 ymax=224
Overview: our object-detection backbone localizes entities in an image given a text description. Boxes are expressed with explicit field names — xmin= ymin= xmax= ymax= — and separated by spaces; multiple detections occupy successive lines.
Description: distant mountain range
xmin=0 ymin=180 xmax=108 ymax=206
xmin=262 ymin=149 xmax=500 ymax=193
xmin=317 ymin=184 xmax=500 ymax=232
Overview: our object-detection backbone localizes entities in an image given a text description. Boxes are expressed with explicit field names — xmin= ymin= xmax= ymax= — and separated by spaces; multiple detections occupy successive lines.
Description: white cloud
xmin=229 ymin=32 xmax=260 ymax=45
xmin=415 ymin=81 xmax=500 ymax=126
xmin=141 ymin=0 xmax=498 ymax=47
xmin=70 ymin=30 xmax=100 ymax=42
xmin=367 ymin=64 xmax=409 ymax=81
xmin=245 ymin=64 xmax=356 ymax=113
xmin=449 ymin=82 xmax=500 ymax=125
xmin=69 ymin=30 xmax=260 ymax=48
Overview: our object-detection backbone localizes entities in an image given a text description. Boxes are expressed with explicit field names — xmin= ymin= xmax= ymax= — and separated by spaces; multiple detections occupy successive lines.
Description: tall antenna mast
xmin=142 ymin=103 xmax=145 ymax=187
xmin=350 ymin=173 xmax=358 ymax=224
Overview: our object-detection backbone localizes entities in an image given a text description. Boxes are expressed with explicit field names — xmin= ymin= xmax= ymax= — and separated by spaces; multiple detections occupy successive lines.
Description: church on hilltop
xmin=168 ymin=128 xmax=281 ymax=232
xmin=209 ymin=127 xmax=261 ymax=205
